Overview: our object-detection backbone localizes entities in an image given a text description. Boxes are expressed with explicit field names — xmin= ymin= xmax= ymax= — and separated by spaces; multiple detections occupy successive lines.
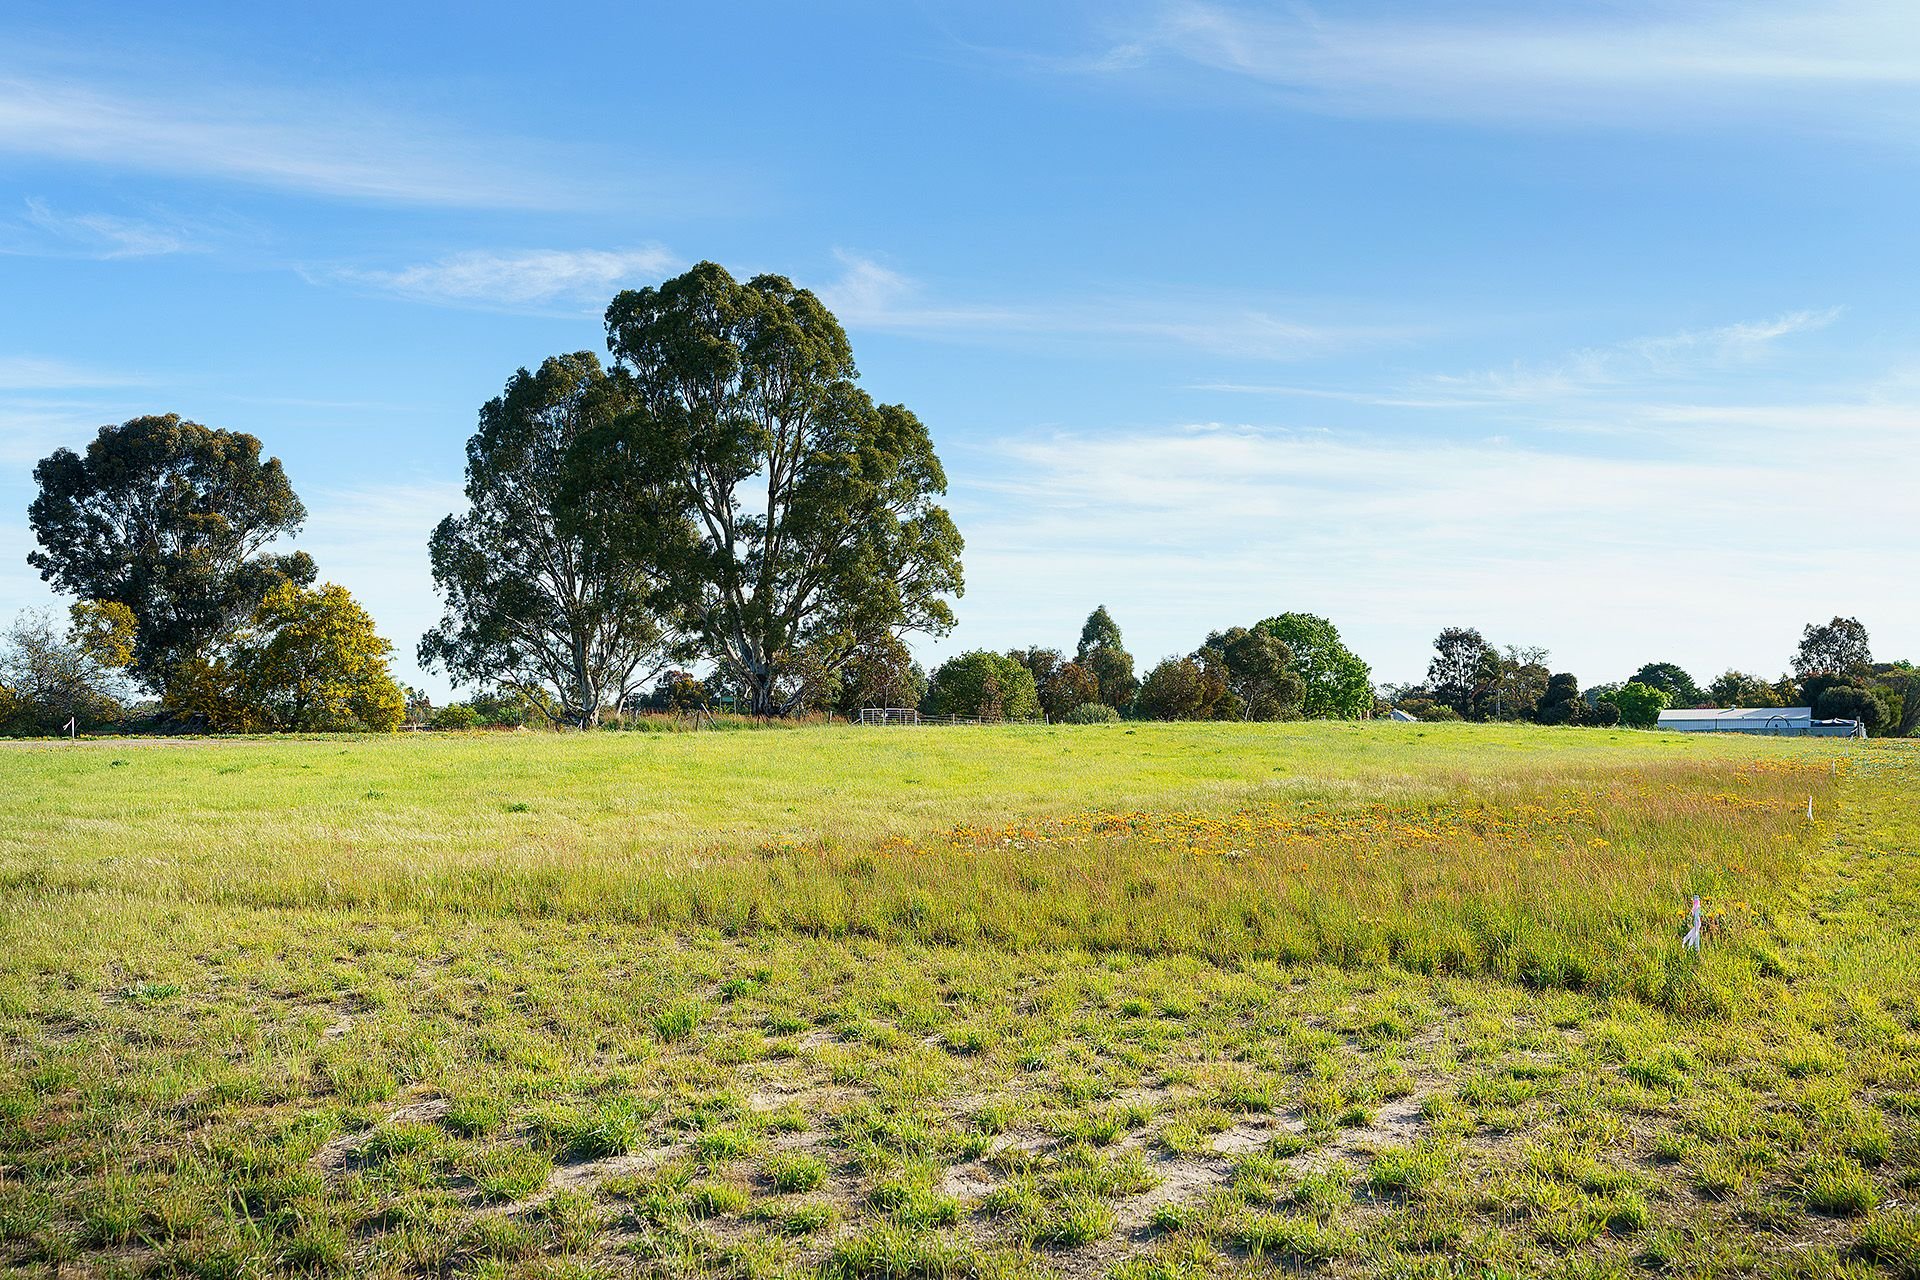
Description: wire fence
xmin=856 ymin=707 xmax=1045 ymax=727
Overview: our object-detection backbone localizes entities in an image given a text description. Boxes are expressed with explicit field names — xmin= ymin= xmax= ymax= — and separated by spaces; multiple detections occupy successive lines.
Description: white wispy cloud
xmin=10 ymin=198 xmax=204 ymax=258
xmin=327 ymin=247 xmax=680 ymax=312
xmin=1031 ymin=1 xmax=1920 ymax=135
xmin=1201 ymin=309 xmax=1843 ymax=407
xmin=0 ymin=357 xmax=142 ymax=391
xmin=944 ymin=411 xmax=1918 ymax=687
xmin=1419 ymin=308 xmax=1845 ymax=406
xmin=0 ymin=71 xmax=624 ymax=208
xmin=818 ymin=251 xmax=1393 ymax=361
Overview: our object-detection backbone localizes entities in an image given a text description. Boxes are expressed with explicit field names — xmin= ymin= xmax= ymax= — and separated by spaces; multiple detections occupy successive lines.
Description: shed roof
xmin=1657 ymin=707 xmax=1812 ymax=723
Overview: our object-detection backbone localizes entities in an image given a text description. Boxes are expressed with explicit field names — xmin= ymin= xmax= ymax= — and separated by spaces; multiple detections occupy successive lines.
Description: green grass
xmin=1 ymin=723 xmax=1916 ymax=1279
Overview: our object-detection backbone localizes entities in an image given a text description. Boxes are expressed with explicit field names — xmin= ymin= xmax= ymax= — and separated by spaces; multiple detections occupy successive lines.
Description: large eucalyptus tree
xmin=421 ymin=352 xmax=679 ymax=727
xmin=585 ymin=262 xmax=962 ymax=716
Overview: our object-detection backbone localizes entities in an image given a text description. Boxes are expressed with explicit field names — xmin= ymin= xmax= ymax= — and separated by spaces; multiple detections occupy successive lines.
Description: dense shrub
xmin=924 ymin=650 xmax=1041 ymax=720
xmin=0 ymin=608 xmax=130 ymax=735
xmin=431 ymin=703 xmax=482 ymax=731
xmin=1601 ymin=681 xmax=1670 ymax=729
xmin=1134 ymin=656 xmax=1223 ymax=721
xmin=1062 ymin=701 xmax=1120 ymax=724
xmin=163 ymin=583 xmax=406 ymax=732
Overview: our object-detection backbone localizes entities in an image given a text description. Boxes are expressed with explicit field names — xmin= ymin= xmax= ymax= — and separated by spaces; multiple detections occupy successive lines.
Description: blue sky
xmin=3 ymin=1 xmax=1917 ymax=699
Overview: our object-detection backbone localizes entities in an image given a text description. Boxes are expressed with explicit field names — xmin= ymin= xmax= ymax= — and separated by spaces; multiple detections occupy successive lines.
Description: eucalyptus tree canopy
xmin=1707 ymin=670 xmax=1785 ymax=708
xmin=1426 ymin=626 xmax=1498 ymax=719
xmin=1253 ymin=612 xmax=1372 ymax=719
xmin=1075 ymin=605 xmax=1138 ymax=709
xmin=1198 ymin=626 xmax=1303 ymax=721
xmin=421 ymin=353 xmax=679 ymax=728
xmin=27 ymin=415 xmax=314 ymax=691
xmin=592 ymin=262 xmax=962 ymax=716
xmin=1629 ymin=661 xmax=1704 ymax=708
xmin=1794 ymin=616 xmax=1872 ymax=679
xmin=1134 ymin=654 xmax=1225 ymax=721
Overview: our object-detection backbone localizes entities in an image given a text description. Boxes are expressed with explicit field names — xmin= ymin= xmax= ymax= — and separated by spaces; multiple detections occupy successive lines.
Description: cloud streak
xmin=0 ymin=71 xmax=625 ymax=208
xmin=818 ymin=251 xmax=1396 ymax=361
xmin=1199 ymin=309 xmax=1846 ymax=409
xmin=328 ymin=247 xmax=680 ymax=312
xmin=8 ymin=198 xmax=207 ymax=258
xmin=1032 ymin=1 xmax=1920 ymax=136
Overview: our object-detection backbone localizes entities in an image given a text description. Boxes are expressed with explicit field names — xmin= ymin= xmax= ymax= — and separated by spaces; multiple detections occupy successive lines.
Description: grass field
xmin=3 ymin=722 xmax=1918 ymax=1279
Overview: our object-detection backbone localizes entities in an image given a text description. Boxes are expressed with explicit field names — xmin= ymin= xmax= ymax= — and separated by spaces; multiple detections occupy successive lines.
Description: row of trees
xmin=918 ymin=607 xmax=1375 ymax=723
xmin=12 ymin=415 xmax=406 ymax=733
xmin=1383 ymin=617 xmax=1919 ymax=734
xmin=6 ymin=263 xmax=965 ymax=735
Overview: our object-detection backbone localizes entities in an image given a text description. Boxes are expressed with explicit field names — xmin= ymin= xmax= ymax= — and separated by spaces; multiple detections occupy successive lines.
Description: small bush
xmin=430 ymin=703 xmax=480 ymax=731
xmin=1063 ymin=702 xmax=1120 ymax=724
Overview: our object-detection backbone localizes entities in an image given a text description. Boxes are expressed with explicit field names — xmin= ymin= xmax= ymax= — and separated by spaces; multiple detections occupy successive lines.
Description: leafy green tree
xmin=168 ymin=584 xmax=403 ymax=733
xmin=0 ymin=609 xmax=131 ymax=735
xmin=470 ymin=687 xmax=544 ymax=727
xmin=1534 ymin=672 xmax=1585 ymax=725
xmin=1490 ymin=646 xmax=1551 ymax=721
xmin=1253 ymin=613 xmax=1371 ymax=719
xmin=68 ymin=600 xmax=137 ymax=671
xmin=423 ymin=353 xmax=680 ymax=729
xmin=923 ymin=650 xmax=1039 ymax=720
xmin=27 ymin=414 xmax=314 ymax=691
xmin=1629 ymin=662 xmax=1704 ymax=708
xmin=1200 ymin=627 xmax=1303 ymax=721
xmin=430 ymin=703 xmax=481 ymax=731
xmin=1601 ymin=681 xmax=1670 ymax=729
xmin=1008 ymin=646 xmax=1100 ymax=721
xmin=649 ymin=668 xmax=713 ymax=713
xmin=834 ymin=633 xmax=927 ymax=715
xmin=1794 ymin=616 xmax=1873 ymax=679
xmin=1878 ymin=662 xmax=1920 ymax=738
xmin=1049 ymin=660 xmax=1100 ymax=721
xmin=1427 ymin=627 xmax=1498 ymax=720
xmin=1075 ymin=606 xmax=1138 ymax=709
xmin=1586 ymin=698 xmax=1622 ymax=728
xmin=1133 ymin=654 xmax=1235 ymax=721
xmin=593 ymin=262 xmax=963 ymax=716
xmin=228 ymin=583 xmax=405 ymax=732
xmin=1707 ymin=670 xmax=1784 ymax=708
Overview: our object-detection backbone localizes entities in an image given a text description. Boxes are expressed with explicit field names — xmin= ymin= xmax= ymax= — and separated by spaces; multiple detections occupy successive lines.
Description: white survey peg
xmin=1807 ymin=794 xmax=1814 ymax=821
xmin=1683 ymin=896 xmax=1703 ymax=950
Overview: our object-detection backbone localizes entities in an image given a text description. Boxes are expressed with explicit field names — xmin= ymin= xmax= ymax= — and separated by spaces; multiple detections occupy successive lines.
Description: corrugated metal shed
xmin=1656 ymin=707 xmax=1863 ymax=737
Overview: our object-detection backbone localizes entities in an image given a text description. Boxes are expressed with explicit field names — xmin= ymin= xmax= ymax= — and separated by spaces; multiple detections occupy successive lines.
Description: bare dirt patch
xmin=309 ymin=1095 xmax=450 ymax=1173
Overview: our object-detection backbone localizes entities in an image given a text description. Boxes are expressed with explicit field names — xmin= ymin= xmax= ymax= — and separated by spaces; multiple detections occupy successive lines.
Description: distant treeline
xmin=1379 ymin=619 xmax=1918 ymax=735
xmin=5 ymin=260 xmax=1913 ymax=738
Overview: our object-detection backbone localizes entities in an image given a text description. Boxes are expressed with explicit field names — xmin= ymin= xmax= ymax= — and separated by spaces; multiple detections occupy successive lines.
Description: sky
xmin=3 ymin=1 xmax=1918 ymax=700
